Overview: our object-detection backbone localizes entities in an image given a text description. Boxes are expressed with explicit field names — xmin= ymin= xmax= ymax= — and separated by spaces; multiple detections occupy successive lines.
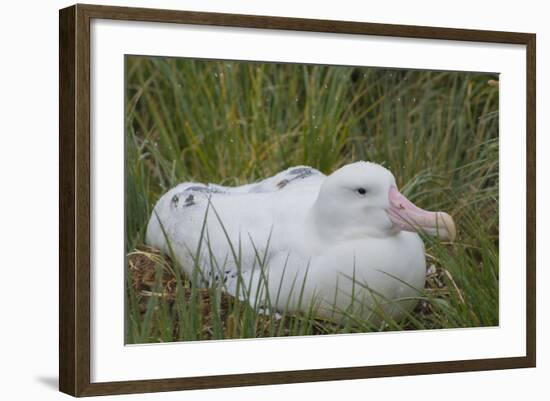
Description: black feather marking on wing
xmin=287 ymin=167 xmax=315 ymax=177
xmin=186 ymin=185 xmax=226 ymax=194
xmin=171 ymin=194 xmax=179 ymax=208
xmin=184 ymin=194 xmax=195 ymax=207
xmin=276 ymin=179 xmax=289 ymax=189
xmin=277 ymin=167 xmax=317 ymax=190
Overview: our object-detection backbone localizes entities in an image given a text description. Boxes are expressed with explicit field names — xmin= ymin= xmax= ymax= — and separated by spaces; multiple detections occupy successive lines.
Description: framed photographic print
xmin=59 ymin=3 xmax=536 ymax=397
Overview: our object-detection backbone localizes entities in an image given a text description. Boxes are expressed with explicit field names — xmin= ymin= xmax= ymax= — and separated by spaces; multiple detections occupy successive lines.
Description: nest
xmin=127 ymin=246 xmax=452 ymax=340
xmin=127 ymin=246 xmax=283 ymax=339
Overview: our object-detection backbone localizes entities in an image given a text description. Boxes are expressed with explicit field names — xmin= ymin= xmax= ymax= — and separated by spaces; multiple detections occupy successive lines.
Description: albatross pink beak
xmin=387 ymin=186 xmax=456 ymax=241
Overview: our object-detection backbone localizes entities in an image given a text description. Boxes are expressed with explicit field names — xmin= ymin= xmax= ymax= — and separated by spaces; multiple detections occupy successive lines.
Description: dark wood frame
xmin=59 ymin=3 xmax=536 ymax=397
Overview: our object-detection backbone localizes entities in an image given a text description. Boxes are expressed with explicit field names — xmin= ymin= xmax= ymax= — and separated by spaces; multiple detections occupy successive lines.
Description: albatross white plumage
xmin=146 ymin=161 xmax=456 ymax=322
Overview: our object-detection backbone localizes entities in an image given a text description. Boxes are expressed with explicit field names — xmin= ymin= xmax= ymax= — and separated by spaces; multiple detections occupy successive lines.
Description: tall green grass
xmin=125 ymin=56 xmax=499 ymax=343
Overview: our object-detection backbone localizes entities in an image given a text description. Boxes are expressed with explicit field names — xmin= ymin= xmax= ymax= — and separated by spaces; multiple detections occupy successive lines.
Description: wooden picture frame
xmin=59 ymin=3 xmax=536 ymax=396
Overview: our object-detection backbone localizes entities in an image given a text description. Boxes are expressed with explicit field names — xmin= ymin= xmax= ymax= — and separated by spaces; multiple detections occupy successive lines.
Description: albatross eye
xmin=356 ymin=188 xmax=367 ymax=195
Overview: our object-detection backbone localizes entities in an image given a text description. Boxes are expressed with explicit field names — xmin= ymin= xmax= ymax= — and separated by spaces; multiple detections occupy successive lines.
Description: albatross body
xmin=146 ymin=162 xmax=455 ymax=322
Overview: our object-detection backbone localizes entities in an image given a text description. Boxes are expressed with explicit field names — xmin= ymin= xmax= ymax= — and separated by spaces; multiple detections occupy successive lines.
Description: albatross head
xmin=313 ymin=161 xmax=456 ymax=241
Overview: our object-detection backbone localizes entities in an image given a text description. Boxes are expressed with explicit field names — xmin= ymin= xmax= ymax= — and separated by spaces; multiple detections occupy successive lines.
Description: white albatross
xmin=146 ymin=161 xmax=456 ymax=323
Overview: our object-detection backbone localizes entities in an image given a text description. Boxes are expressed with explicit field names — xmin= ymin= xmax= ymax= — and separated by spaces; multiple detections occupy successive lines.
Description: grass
xmin=124 ymin=55 xmax=499 ymax=344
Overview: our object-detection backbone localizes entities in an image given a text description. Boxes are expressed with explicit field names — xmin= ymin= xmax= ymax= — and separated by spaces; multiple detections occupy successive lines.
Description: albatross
xmin=146 ymin=161 xmax=456 ymax=323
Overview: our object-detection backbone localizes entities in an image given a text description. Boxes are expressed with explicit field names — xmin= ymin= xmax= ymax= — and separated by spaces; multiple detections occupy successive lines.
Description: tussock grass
xmin=125 ymin=56 xmax=499 ymax=343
